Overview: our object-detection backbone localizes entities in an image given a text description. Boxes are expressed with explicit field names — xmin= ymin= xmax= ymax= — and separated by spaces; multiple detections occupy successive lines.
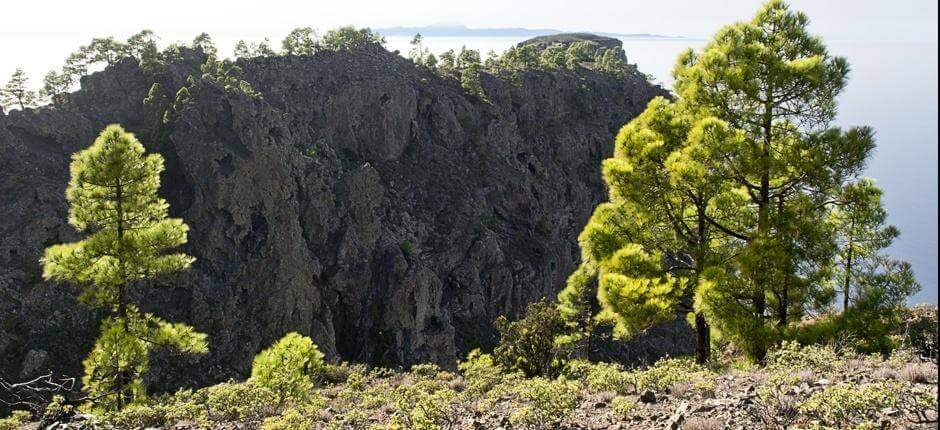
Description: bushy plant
xmin=320 ymin=27 xmax=385 ymax=52
xmin=631 ymin=357 xmax=712 ymax=392
xmin=610 ymin=396 xmax=635 ymax=419
xmin=0 ymin=411 xmax=30 ymax=430
xmin=202 ymin=381 xmax=279 ymax=423
xmin=508 ymin=377 xmax=580 ymax=429
xmin=563 ymin=360 xmax=632 ymax=394
xmin=800 ymin=381 xmax=905 ymax=427
xmin=260 ymin=400 xmax=327 ymax=430
xmin=899 ymin=304 xmax=938 ymax=359
xmin=251 ymin=332 xmax=326 ymax=403
xmin=765 ymin=340 xmax=843 ymax=374
xmin=493 ymin=299 xmax=572 ymax=378
xmin=459 ymin=349 xmax=522 ymax=399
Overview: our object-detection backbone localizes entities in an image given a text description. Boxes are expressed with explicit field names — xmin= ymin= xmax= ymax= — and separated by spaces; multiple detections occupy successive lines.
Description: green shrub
xmin=899 ymin=304 xmax=938 ymax=359
xmin=320 ymin=27 xmax=385 ymax=52
xmin=0 ymin=411 xmax=30 ymax=430
xmin=800 ymin=381 xmax=905 ymax=427
xmin=508 ymin=377 xmax=580 ymax=429
xmin=565 ymin=360 xmax=632 ymax=394
xmin=765 ymin=340 xmax=843 ymax=374
xmin=251 ymin=332 xmax=326 ymax=402
xmin=610 ymin=396 xmax=635 ymax=419
xmin=260 ymin=400 xmax=327 ymax=430
xmin=632 ymin=357 xmax=712 ymax=392
xmin=202 ymin=381 xmax=279 ymax=423
xmin=493 ymin=299 xmax=572 ymax=378
xmin=460 ymin=349 xmax=522 ymax=398
xmin=390 ymin=379 xmax=459 ymax=430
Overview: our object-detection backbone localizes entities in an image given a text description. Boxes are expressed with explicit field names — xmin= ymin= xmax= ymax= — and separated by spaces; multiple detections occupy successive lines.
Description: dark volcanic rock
xmin=0 ymin=45 xmax=686 ymax=388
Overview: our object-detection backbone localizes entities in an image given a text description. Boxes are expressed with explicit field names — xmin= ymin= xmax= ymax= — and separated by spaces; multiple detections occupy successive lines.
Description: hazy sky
xmin=1 ymin=0 xmax=937 ymax=81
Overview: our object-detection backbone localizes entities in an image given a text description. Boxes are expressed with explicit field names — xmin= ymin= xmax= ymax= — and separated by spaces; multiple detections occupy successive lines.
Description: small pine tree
xmin=251 ymin=332 xmax=325 ymax=402
xmin=1 ymin=68 xmax=37 ymax=111
xmin=42 ymin=124 xmax=207 ymax=410
xmin=142 ymin=83 xmax=170 ymax=143
xmin=192 ymin=32 xmax=217 ymax=57
xmin=40 ymin=70 xmax=72 ymax=108
xmin=457 ymin=47 xmax=485 ymax=99
xmin=281 ymin=27 xmax=318 ymax=56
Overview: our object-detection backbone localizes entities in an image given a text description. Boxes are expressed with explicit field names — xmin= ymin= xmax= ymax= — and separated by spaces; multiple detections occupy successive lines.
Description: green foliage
xmin=235 ymin=38 xmax=276 ymax=59
xmin=142 ymin=83 xmax=170 ymax=143
xmin=41 ymin=124 xmax=205 ymax=411
xmin=456 ymin=47 xmax=485 ymax=99
xmin=459 ymin=349 xmax=522 ymax=398
xmin=0 ymin=411 xmax=30 ymax=430
xmin=320 ymin=27 xmax=385 ymax=52
xmin=281 ymin=27 xmax=318 ymax=56
xmin=610 ymin=396 xmax=635 ymax=419
xmin=203 ymin=381 xmax=279 ymax=422
xmin=497 ymin=45 xmax=540 ymax=73
xmin=251 ymin=332 xmax=326 ymax=403
xmin=260 ymin=401 xmax=327 ymax=430
xmin=632 ymin=357 xmax=713 ymax=392
xmin=899 ymin=304 xmax=938 ymax=359
xmin=765 ymin=340 xmax=842 ymax=373
xmin=192 ymin=32 xmax=217 ymax=57
xmin=564 ymin=41 xmax=596 ymax=69
xmin=39 ymin=70 xmax=71 ymax=108
xmin=538 ymin=45 xmax=567 ymax=70
xmin=800 ymin=381 xmax=905 ymax=428
xmin=408 ymin=33 xmax=438 ymax=71
xmin=437 ymin=49 xmax=457 ymax=77
xmin=1 ymin=68 xmax=37 ymax=111
xmin=493 ymin=299 xmax=572 ymax=378
xmin=508 ymin=377 xmax=580 ymax=429
xmin=201 ymin=57 xmax=262 ymax=98
xmin=42 ymin=125 xmax=194 ymax=305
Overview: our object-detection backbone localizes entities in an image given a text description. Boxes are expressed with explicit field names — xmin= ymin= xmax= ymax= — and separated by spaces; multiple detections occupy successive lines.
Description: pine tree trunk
xmin=695 ymin=312 xmax=710 ymax=364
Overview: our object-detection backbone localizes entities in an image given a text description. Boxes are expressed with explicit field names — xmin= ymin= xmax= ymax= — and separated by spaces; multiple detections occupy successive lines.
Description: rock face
xmin=0 ymin=44 xmax=687 ymax=387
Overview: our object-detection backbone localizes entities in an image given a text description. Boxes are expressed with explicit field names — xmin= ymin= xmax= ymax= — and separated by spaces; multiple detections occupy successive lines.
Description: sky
xmin=1 ymin=0 xmax=937 ymax=81
xmin=0 ymin=0 xmax=937 ymax=303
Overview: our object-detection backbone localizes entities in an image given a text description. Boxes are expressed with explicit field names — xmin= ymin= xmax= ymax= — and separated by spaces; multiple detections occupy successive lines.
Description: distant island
xmin=374 ymin=24 xmax=684 ymax=39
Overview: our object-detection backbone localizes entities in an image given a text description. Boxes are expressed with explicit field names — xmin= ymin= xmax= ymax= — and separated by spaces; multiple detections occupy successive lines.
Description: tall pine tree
xmin=42 ymin=124 xmax=207 ymax=410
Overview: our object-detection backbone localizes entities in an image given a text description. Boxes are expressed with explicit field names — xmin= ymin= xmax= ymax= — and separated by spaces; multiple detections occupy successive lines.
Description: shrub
xmin=0 ymin=411 xmax=30 ymax=430
xmin=493 ymin=299 xmax=572 ymax=378
xmin=459 ymin=349 xmax=522 ymax=398
xmin=508 ymin=377 xmax=580 ymax=429
xmin=390 ymin=379 xmax=459 ymax=430
xmin=899 ymin=304 xmax=938 ymax=359
xmin=260 ymin=400 xmax=327 ymax=430
xmin=753 ymin=371 xmax=800 ymax=429
xmin=320 ymin=27 xmax=385 ymax=52
xmin=632 ymin=357 xmax=712 ymax=392
xmin=610 ymin=396 xmax=635 ymax=419
xmin=800 ymin=381 xmax=905 ymax=427
xmin=251 ymin=332 xmax=326 ymax=403
xmin=899 ymin=362 xmax=938 ymax=384
xmin=765 ymin=341 xmax=843 ymax=374
xmin=566 ymin=361 xmax=632 ymax=394
xmin=684 ymin=417 xmax=724 ymax=430
xmin=202 ymin=381 xmax=279 ymax=423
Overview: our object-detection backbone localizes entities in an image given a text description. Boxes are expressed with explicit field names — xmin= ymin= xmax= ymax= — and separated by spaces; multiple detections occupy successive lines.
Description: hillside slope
xmin=0 ymin=44 xmax=686 ymax=387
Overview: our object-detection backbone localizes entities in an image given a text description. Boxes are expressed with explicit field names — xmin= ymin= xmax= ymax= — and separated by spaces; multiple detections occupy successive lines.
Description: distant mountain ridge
xmin=375 ymin=25 xmax=684 ymax=39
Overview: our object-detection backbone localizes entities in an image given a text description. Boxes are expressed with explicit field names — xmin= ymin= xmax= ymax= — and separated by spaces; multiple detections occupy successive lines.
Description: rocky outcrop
xmin=0 ymin=43 xmax=685 ymax=388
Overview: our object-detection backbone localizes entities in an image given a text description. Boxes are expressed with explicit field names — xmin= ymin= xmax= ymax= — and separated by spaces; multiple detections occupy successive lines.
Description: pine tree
xmin=281 ymin=27 xmax=318 ymax=56
xmin=457 ymin=47 xmax=485 ymax=99
xmin=142 ymin=83 xmax=170 ymax=144
xmin=558 ymin=98 xmax=743 ymax=363
xmin=39 ymin=70 xmax=72 ymax=108
xmin=672 ymin=0 xmax=874 ymax=361
xmin=88 ymin=37 xmax=129 ymax=66
xmin=1 ymin=68 xmax=37 ymax=111
xmin=828 ymin=179 xmax=919 ymax=312
xmin=192 ymin=32 xmax=217 ymax=57
xmin=42 ymin=125 xmax=207 ymax=410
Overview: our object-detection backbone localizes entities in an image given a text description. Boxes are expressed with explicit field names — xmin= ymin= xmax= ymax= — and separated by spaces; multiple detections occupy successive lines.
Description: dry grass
xmin=684 ymin=416 xmax=725 ymax=430
xmin=900 ymin=362 xmax=938 ymax=384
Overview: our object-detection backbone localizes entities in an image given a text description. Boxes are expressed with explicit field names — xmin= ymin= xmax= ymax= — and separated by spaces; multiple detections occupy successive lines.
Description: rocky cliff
xmin=0 ymin=43 xmax=689 ymax=388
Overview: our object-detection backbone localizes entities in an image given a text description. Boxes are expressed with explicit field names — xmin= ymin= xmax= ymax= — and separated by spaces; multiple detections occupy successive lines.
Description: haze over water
xmin=385 ymin=35 xmax=939 ymax=305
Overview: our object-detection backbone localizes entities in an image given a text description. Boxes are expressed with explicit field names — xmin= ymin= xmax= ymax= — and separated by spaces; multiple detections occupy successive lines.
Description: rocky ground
xmin=11 ymin=344 xmax=936 ymax=430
